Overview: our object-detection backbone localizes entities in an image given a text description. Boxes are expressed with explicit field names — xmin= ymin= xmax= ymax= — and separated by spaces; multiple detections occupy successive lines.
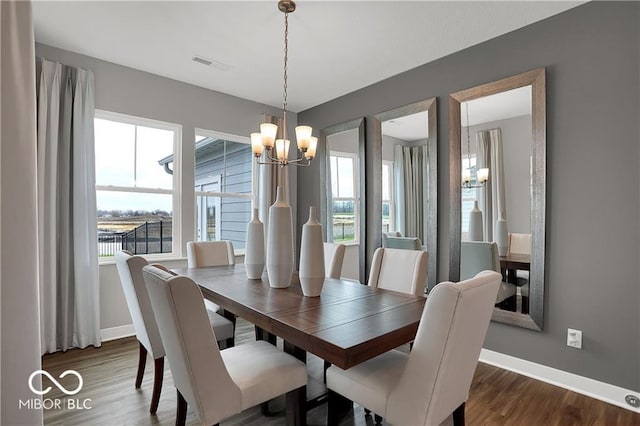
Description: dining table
xmin=171 ymin=264 xmax=427 ymax=426
xmin=499 ymin=253 xmax=531 ymax=313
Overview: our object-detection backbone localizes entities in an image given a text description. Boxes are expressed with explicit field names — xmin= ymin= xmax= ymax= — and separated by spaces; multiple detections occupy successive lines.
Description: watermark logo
xmin=28 ymin=370 xmax=83 ymax=396
xmin=20 ymin=369 xmax=92 ymax=411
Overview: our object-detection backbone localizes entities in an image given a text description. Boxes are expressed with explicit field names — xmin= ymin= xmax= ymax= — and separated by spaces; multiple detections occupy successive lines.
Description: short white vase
xmin=299 ymin=206 xmax=325 ymax=297
xmin=244 ymin=208 xmax=265 ymax=279
xmin=469 ymin=200 xmax=484 ymax=241
xmin=266 ymin=187 xmax=294 ymax=288
xmin=495 ymin=218 xmax=508 ymax=256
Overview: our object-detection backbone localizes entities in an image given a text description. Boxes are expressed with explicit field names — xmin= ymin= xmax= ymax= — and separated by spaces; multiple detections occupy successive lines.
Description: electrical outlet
xmin=567 ymin=328 xmax=582 ymax=349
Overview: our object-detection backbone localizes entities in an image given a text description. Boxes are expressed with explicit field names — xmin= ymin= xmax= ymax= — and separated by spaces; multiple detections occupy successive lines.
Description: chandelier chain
xmin=282 ymin=11 xmax=289 ymax=140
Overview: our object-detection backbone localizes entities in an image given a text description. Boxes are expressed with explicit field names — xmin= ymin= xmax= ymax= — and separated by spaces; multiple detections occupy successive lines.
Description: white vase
xmin=244 ymin=208 xmax=265 ymax=279
xmin=495 ymin=218 xmax=508 ymax=256
xmin=266 ymin=187 xmax=294 ymax=288
xmin=469 ymin=200 xmax=484 ymax=241
xmin=299 ymin=206 xmax=325 ymax=297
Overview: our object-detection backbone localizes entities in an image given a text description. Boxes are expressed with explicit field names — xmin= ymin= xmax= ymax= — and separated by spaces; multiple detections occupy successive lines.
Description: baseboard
xmin=479 ymin=348 xmax=640 ymax=413
xmin=100 ymin=324 xmax=135 ymax=342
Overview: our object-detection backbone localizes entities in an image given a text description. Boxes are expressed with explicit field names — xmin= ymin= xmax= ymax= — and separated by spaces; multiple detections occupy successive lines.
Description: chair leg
xmin=225 ymin=336 xmax=235 ymax=348
xmin=149 ymin=357 xmax=164 ymax=414
xmin=135 ymin=342 xmax=147 ymax=389
xmin=327 ymin=389 xmax=352 ymax=425
xmin=323 ymin=360 xmax=331 ymax=383
xmin=176 ymin=389 xmax=187 ymax=426
xmin=453 ymin=402 xmax=465 ymax=426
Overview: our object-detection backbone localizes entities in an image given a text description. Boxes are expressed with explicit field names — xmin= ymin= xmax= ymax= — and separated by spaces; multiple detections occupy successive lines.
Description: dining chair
xmin=326 ymin=270 xmax=502 ymax=426
xmin=141 ymin=265 xmax=308 ymax=426
xmin=186 ymin=240 xmax=237 ymax=332
xmin=383 ymin=235 xmax=422 ymax=250
xmin=508 ymin=233 xmax=532 ymax=312
xmin=460 ymin=241 xmax=516 ymax=310
xmin=367 ymin=247 xmax=428 ymax=296
xmin=114 ymin=251 xmax=234 ymax=415
xmin=324 ymin=242 xmax=346 ymax=279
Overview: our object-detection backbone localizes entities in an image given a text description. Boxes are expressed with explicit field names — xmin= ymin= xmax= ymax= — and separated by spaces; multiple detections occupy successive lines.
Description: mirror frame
xmin=319 ymin=118 xmax=367 ymax=283
xmin=372 ymin=98 xmax=438 ymax=291
xmin=449 ymin=68 xmax=546 ymax=330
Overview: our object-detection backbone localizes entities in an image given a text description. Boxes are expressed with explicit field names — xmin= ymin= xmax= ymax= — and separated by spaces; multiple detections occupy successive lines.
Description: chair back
xmin=384 ymin=236 xmax=422 ymax=250
xmin=368 ymin=247 xmax=428 ymax=296
xmin=387 ymin=271 xmax=501 ymax=426
xmin=508 ymin=233 xmax=531 ymax=255
xmin=186 ymin=241 xmax=235 ymax=268
xmin=324 ymin=242 xmax=346 ymax=279
xmin=114 ymin=251 xmax=165 ymax=359
xmin=460 ymin=241 xmax=500 ymax=280
xmin=142 ymin=265 xmax=241 ymax=425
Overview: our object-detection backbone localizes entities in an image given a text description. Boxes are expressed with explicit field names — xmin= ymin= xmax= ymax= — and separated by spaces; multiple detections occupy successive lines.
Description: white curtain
xmin=394 ymin=144 xmax=428 ymax=243
xmin=36 ymin=58 xmax=101 ymax=353
xmin=1 ymin=1 xmax=44 ymax=423
xmin=477 ymin=128 xmax=506 ymax=242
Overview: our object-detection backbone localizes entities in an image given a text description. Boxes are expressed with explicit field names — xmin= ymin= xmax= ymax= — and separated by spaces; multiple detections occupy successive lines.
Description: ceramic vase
xmin=244 ymin=208 xmax=265 ymax=279
xmin=299 ymin=206 xmax=325 ymax=297
xmin=495 ymin=218 xmax=508 ymax=256
xmin=469 ymin=200 xmax=484 ymax=241
xmin=266 ymin=187 xmax=294 ymax=288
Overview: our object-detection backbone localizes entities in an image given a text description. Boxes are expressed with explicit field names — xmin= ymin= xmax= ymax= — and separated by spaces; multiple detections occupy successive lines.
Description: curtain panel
xmin=36 ymin=57 xmax=100 ymax=353
xmin=477 ymin=128 xmax=506 ymax=242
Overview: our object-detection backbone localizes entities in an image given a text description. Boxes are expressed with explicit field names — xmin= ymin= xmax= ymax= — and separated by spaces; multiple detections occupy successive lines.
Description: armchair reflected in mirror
xmin=450 ymin=68 xmax=545 ymax=330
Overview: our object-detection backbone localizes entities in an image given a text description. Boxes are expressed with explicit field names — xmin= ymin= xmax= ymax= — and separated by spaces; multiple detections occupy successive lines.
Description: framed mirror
xmin=449 ymin=68 xmax=546 ymax=330
xmin=372 ymin=98 xmax=438 ymax=292
xmin=319 ymin=118 xmax=366 ymax=283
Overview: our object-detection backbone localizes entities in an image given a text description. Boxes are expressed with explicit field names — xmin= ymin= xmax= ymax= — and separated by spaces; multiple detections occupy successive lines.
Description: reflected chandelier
xmin=250 ymin=0 xmax=316 ymax=167
xmin=462 ymin=102 xmax=489 ymax=189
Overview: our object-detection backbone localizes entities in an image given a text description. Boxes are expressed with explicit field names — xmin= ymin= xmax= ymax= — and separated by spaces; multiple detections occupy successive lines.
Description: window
xmin=461 ymin=156 xmax=480 ymax=237
xmin=95 ymin=111 xmax=181 ymax=259
xmin=194 ymin=130 xmax=253 ymax=251
xmin=330 ymin=151 xmax=359 ymax=243
xmin=382 ymin=161 xmax=394 ymax=233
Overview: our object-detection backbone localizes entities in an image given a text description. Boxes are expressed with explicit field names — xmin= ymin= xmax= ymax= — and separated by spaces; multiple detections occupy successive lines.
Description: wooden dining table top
xmin=172 ymin=264 xmax=427 ymax=369
xmin=499 ymin=253 xmax=531 ymax=271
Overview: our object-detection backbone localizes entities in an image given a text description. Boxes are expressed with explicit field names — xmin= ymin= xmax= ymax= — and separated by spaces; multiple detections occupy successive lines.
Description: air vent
xmin=192 ymin=55 xmax=232 ymax=72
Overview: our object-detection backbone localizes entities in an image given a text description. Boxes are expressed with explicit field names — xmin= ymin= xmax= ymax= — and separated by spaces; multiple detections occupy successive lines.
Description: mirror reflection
xmin=326 ymin=127 xmax=361 ymax=281
xmin=460 ymin=86 xmax=533 ymax=316
xmin=381 ymin=111 xmax=429 ymax=246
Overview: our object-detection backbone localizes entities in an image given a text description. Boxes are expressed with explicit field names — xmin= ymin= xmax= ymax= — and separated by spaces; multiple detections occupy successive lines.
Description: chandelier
xmin=462 ymin=102 xmax=489 ymax=188
xmin=250 ymin=0 xmax=316 ymax=167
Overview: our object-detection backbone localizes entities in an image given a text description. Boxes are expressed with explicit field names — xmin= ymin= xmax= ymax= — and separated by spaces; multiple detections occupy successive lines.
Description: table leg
xmin=284 ymin=341 xmax=306 ymax=426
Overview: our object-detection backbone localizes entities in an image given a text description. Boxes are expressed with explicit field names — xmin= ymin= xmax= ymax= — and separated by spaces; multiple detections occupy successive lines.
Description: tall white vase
xmin=299 ymin=206 xmax=325 ymax=297
xmin=244 ymin=208 xmax=265 ymax=279
xmin=495 ymin=218 xmax=508 ymax=256
xmin=469 ymin=200 xmax=484 ymax=241
xmin=266 ymin=187 xmax=294 ymax=288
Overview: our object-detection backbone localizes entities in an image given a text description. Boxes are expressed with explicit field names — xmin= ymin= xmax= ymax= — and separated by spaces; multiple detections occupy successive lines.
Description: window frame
xmin=329 ymin=150 xmax=360 ymax=244
xmin=193 ymin=128 xmax=254 ymax=253
xmin=382 ymin=160 xmax=395 ymax=234
xmin=95 ymin=109 xmax=183 ymax=263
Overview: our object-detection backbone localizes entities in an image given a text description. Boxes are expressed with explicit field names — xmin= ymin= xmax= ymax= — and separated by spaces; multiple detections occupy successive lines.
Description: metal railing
xmin=98 ymin=220 xmax=173 ymax=257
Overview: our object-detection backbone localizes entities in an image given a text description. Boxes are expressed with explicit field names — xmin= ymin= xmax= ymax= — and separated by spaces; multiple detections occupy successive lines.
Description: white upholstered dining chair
xmin=367 ymin=247 xmax=428 ymax=296
xmin=114 ymin=251 xmax=234 ymax=415
xmin=326 ymin=270 xmax=502 ymax=426
xmin=324 ymin=242 xmax=346 ymax=279
xmin=186 ymin=240 xmax=235 ymax=268
xmin=141 ymin=265 xmax=308 ymax=426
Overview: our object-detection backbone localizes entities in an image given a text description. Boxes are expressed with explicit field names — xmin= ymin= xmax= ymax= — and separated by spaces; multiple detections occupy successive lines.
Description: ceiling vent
xmin=192 ymin=55 xmax=232 ymax=71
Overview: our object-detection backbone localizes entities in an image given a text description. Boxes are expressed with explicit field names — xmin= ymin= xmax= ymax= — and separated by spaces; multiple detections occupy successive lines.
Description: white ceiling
xmin=32 ymin=1 xmax=583 ymax=112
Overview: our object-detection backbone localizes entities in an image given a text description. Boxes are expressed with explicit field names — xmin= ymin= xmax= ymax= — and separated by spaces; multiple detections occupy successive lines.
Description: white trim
xmin=100 ymin=324 xmax=135 ymax=342
xmin=479 ymin=348 xmax=640 ymax=413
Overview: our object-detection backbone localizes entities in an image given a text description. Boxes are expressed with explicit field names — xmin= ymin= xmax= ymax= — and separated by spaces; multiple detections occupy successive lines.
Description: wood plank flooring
xmin=42 ymin=319 xmax=640 ymax=425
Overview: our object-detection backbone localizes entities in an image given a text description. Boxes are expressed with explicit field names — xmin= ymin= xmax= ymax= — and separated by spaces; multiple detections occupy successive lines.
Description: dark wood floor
xmin=42 ymin=319 xmax=640 ymax=426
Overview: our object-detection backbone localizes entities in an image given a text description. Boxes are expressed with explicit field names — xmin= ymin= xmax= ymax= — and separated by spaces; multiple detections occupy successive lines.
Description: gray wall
xmin=297 ymin=2 xmax=640 ymax=390
xmin=35 ymin=43 xmax=295 ymax=331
